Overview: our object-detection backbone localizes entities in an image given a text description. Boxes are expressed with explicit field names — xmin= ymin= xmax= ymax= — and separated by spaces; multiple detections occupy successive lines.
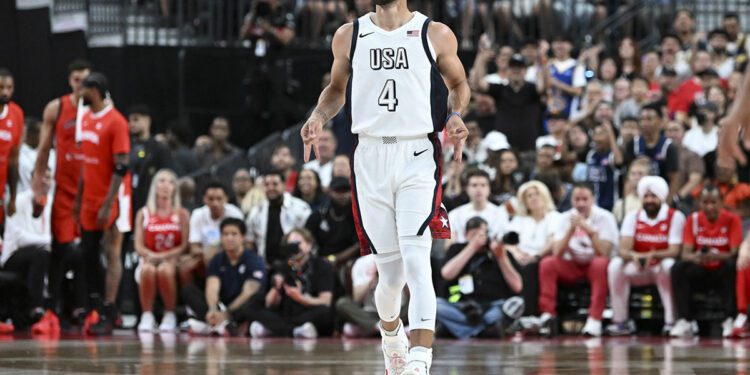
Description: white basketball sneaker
xmin=380 ymin=321 xmax=408 ymax=375
xmin=401 ymin=347 xmax=432 ymax=375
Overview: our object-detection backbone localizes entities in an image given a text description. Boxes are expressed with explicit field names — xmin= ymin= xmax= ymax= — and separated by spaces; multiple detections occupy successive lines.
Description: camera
xmin=254 ymin=0 xmax=272 ymax=18
xmin=502 ymin=231 xmax=520 ymax=246
xmin=271 ymin=243 xmax=303 ymax=286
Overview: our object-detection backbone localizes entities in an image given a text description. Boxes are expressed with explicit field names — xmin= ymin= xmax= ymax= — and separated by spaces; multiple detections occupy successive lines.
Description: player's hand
xmin=301 ymin=112 xmax=325 ymax=163
xmin=31 ymin=170 xmax=44 ymax=199
xmin=6 ymin=198 xmax=15 ymax=217
xmin=446 ymin=115 xmax=468 ymax=162
xmin=97 ymin=204 xmax=112 ymax=229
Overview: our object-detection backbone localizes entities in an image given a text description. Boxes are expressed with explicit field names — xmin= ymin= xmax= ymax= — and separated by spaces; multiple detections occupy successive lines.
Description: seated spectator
xmin=448 ymin=169 xmax=509 ymax=245
xmin=537 ymin=183 xmax=618 ymax=337
xmin=618 ymin=116 xmax=640 ymax=146
xmin=246 ymin=170 xmax=312 ymax=264
xmin=734 ymin=235 xmax=750 ymax=338
xmin=336 ymin=254 xmax=408 ymax=338
xmin=665 ymin=121 xmax=705 ymax=212
xmin=485 ymin=148 xmax=526 ymax=205
xmin=535 ymin=113 xmax=568 ymax=158
xmin=505 ymin=181 xmax=561 ymax=316
xmin=231 ymin=169 xmax=254 ymax=215
xmin=437 ymin=217 xmax=524 ymax=339
xmin=183 ymin=218 xmax=266 ymax=336
xmin=270 ymin=144 xmax=298 ymax=192
xmin=606 ymin=176 xmax=685 ymax=336
xmin=303 ymin=128 xmax=336 ymax=188
xmin=249 ymin=229 xmax=334 ymax=338
xmin=586 ymin=122 xmax=623 ymax=211
xmin=0 ymin=168 xmax=53 ymax=331
xmin=537 ymin=170 xmax=572 ymax=212
xmin=194 ymin=117 xmax=242 ymax=171
xmin=623 ymin=104 xmax=679 ymax=201
xmin=612 ymin=158 xmax=650 ymax=224
xmin=331 ymin=154 xmax=350 ymax=179
xmin=293 ymin=169 xmax=328 ymax=212
xmin=305 ymin=177 xmax=358 ymax=266
xmin=615 ymin=76 xmax=650 ymax=125
xmin=683 ymin=102 xmax=719 ymax=158
xmin=670 ymin=185 xmax=743 ymax=338
xmin=133 ymin=169 xmax=190 ymax=332
xmin=531 ymin=144 xmax=558 ymax=179
xmin=179 ymin=181 xmax=243 ymax=286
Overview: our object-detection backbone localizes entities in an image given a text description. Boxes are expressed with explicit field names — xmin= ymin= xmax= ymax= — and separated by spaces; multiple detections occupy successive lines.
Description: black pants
xmin=3 ymin=245 xmax=51 ymax=309
xmin=48 ymin=241 xmax=87 ymax=313
xmin=248 ymin=305 xmax=332 ymax=337
xmin=180 ymin=284 xmax=262 ymax=323
xmin=672 ymin=260 xmax=737 ymax=321
xmin=518 ymin=261 xmax=540 ymax=316
xmin=81 ymin=229 xmax=105 ymax=301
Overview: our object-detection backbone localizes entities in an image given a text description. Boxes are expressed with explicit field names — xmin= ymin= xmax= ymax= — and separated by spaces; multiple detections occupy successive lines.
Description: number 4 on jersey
xmin=378 ymin=79 xmax=398 ymax=112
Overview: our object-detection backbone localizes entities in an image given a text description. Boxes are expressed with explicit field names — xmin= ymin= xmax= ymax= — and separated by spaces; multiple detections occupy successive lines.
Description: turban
xmin=637 ymin=176 xmax=669 ymax=202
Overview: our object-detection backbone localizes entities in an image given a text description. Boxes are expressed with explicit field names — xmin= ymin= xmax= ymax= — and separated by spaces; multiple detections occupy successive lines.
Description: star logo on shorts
xmin=96 ymin=123 xmax=103 ymax=130
xmin=440 ymin=216 xmax=449 ymax=228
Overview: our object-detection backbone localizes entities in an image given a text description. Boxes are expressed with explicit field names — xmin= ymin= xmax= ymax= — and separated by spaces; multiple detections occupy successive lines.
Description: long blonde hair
xmin=146 ymin=169 xmax=181 ymax=213
xmin=515 ymin=180 xmax=556 ymax=217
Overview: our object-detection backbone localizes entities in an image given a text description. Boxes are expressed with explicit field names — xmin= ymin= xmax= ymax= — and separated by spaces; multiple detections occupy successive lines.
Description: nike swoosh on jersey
xmin=359 ymin=32 xmax=375 ymax=38
xmin=413 ymin=149 xmax=429 ymax=157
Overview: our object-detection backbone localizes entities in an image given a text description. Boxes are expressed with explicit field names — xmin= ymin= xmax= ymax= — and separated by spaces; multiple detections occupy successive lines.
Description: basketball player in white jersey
xmin=301 ymin=1 xmax=469 ymax=374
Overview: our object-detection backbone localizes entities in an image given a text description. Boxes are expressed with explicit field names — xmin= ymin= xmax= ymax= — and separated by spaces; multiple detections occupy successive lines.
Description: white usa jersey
xmin=347 ymin=12 xmax=449 ymax=137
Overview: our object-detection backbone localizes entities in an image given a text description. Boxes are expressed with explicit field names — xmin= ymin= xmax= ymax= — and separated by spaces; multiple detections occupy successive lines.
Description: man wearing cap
xmin=470 ymin=44 xmax=547 ymax=152
xmin=75 ymin=72 xmax=132 ymax=335
xmin=606 ymin=176 xmax=685 ymax=336
xmin=670 ymin=185 xmax=742 ymax=338
xmin=305 ymin=176 xmax=359 ymax=267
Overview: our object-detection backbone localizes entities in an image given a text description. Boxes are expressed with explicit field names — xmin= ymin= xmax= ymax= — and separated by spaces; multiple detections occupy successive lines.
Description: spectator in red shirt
xmin=670 ymin=185 xmax=742 ymax=338
xmin=75 ymin=73 xmax=132 ymax=336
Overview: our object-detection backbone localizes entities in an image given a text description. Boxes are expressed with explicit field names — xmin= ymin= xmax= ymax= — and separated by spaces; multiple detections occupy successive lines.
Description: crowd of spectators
xmin=1 ymin=5 xmax=750 ymax=342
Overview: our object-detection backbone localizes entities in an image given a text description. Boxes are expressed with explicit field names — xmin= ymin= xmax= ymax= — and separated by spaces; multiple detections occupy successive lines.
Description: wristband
xmin=445 ymin=112 xmax=462 ymax=123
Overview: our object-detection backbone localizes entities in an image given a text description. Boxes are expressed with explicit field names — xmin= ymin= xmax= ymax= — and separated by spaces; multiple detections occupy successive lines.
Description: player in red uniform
xmin=670 ymin=185 xmax=743 ymax=338
xmin=75 ymin=72 xmax=132 ymax=335
xmin=0 ymin=68 xmax=24 ymax=228
xmin=32 ymin=59 xmax=92 ymax=331
xmin=133 ymin=169 xmax=189 ymax=332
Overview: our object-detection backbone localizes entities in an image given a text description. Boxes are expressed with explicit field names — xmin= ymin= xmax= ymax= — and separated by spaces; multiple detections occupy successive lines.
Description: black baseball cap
xmin=509 ymin=54 xmax=527 ymax=68
xmin=329 ymin=176 xmax=351 ymax=192
xmin=81 ymin=72 xmax=109 ymax=98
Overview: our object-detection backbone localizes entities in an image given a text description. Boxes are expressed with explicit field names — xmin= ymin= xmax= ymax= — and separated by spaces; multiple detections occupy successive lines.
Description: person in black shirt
xmin=437 ymin=217 xmax=524 ymax=339
xmin=470 ymin=42 xmax=547 ymax=152
xmin=240 ymin=0 xmax=295 ymax=53
xmin=127 ymin=105 xmax=174 ymax=219
xmin=305 ymin=176 xmax=358 ymax=266
xmin=249 ymin=228 xmax=334 ymax=338
xmin=182 ymin=218 xmax=266 ymax=335
xmin=623 ymin=104 xmax=680 ymax=203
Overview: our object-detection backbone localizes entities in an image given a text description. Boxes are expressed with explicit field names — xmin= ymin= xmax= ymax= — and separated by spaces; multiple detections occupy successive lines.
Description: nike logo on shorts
xmin=420 ymin=318 xmax=432 ymax=322
xmin=359 ymin=32 xmax=375 ymax=38
xmin=414 ymin=149 xmax=429 ymax=157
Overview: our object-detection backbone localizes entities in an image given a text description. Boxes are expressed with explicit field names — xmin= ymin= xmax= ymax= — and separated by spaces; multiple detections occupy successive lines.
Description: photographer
xmin=249 ymin=228 xmax=334 ymax=339
xmin=436 ymin=217 xmax=524 ymax=339
xmin=240 ymin=0 xmax=295 ymax=52
xmin=182 ymin=218 xmax=266 ymax=336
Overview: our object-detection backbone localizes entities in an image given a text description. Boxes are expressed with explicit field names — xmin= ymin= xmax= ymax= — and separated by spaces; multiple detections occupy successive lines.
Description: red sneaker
xmin=83 ymin=310 xmax=100 ymax=335
xmin=0 ymin=322 xmax=14 ymax=334
xmin=31 ymin=310 xmax=61 ymax=335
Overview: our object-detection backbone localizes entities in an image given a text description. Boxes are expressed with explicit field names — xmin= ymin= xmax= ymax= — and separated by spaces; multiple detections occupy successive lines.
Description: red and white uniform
xmin=51 ymin=94 xmax=84 ymax=242
xmin=683 ymin=209 xmax=743 ymax=270
xmin=0 ymin=102 xmax=24 ymax=224
xmin=142 ymin=209 xmax=183 ymax=253
xmin=79 ymin=105 xmax=132 ymax=232
xmin=608 ymin=205 xmax=685 ymax=324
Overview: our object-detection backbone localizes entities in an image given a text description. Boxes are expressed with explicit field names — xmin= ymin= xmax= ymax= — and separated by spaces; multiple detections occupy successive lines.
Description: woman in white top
xmin=505 ymin=180 xmax=560 ymax=316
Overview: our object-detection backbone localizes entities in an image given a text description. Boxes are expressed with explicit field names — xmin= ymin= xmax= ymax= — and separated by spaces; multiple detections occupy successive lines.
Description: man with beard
xmin=606 ymin=176 xmax=685 ymax=336
xmin=305 ymin=176 xmax=359 ymax=266
xmin=0 ymin=69 xmax=23 ymax=230
xmin=300 ymin=0 xmax=470 ymax=372
xmin=75 ymin=73 xmax=132 ymax=335
xmin=32 ymin=60 xmax=91 ymax=331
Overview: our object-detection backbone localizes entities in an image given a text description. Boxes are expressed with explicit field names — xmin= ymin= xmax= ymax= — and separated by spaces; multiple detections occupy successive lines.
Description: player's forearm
xmin=311 ymin=85 xmax=346 ymax=124
xmin=101 ymin=174 xmax=123 ymax=210
xmin=447 ymin=80 xmax=471 ymax=115
xmin=7 ymin=161 xmax=18 ymax=203
xmin=679 ymin=173 xmax=702 ymax=198
xmin=497 ymin=254 xmax=523 ymax=293
xmin=729 ymin=63 xmax=750 ymax=118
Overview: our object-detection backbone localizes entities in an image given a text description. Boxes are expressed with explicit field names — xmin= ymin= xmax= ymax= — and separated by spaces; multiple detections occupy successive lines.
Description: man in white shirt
xmin=538 ymin=183 xmax=618 ymax=337
xmin=607 ymin=176 xmax=685 ymax=336
xmin=246 ymin=170 xmax=312 ymax=263
xmin=17 ymin=117 xmax=55 ymax=193
xmin=303 ymin=128 xmax=336 ymax=188
xmin=1 ymin=167 xmax=53 ymax=330
xmin=448 ymin=169 xmax=509 ymax=245
xmin=179 ymin=181 xmax=243 ymax=285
